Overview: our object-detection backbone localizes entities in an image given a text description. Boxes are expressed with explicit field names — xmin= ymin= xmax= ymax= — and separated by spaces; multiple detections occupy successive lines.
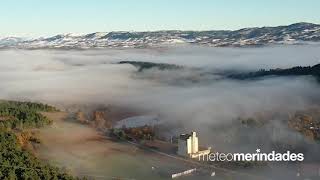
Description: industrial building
xmin=177 ymin=132 xmax=211 ymax=158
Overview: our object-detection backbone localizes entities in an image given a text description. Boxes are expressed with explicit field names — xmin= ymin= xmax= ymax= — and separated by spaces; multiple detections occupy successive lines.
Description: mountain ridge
xmin=1 ymin=22 xmax=320 ymax=49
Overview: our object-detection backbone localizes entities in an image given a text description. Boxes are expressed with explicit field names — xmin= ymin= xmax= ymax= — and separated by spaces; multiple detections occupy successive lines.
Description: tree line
xmin=0 ymin=100 xmax=86 ymax=180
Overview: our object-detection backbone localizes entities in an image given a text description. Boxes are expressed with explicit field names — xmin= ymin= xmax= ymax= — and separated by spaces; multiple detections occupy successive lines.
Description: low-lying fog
xmin=1 ymin=44 xmax=320 ymax=154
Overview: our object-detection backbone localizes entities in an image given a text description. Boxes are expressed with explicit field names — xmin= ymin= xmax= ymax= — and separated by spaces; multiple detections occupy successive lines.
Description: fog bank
xmin=1 ymin=45 xmax=320 ymax=149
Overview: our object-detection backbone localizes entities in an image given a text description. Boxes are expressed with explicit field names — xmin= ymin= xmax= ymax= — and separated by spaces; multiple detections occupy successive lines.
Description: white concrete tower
xmin=191 ymin=131 xmax=198 ymax=153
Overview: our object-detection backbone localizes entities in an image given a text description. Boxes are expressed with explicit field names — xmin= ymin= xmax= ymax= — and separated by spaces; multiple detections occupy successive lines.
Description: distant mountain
xmin=1 ymin=22 xmax=320 ymax=49
xmin=0 ymin=37 xmax=27 ymax=46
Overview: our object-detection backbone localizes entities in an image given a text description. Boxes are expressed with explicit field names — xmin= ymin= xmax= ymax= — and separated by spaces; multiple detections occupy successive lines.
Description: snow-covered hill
xmin=1 ymin=22 xmax=320 ymax=49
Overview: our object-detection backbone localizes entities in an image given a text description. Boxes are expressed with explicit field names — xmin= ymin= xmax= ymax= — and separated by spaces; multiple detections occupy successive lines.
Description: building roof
xmin=179 ymin=133 xmax=191 ymax=140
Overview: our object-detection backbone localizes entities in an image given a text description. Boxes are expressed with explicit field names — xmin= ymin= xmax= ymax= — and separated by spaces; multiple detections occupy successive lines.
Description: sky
xmin=1 ymin=0 xmax=320 ymax=37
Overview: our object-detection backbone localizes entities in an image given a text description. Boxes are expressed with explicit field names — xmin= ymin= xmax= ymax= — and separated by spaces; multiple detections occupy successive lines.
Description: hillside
xmin=118 ymin=61 xmax=183 ymax=71
xmin=0 ymin=100 xmax=82 ymax=180
xmin=1 ymin=22 xmax=320 ymax=49
xmin=227 ymin=63 xmax=320 ymax=80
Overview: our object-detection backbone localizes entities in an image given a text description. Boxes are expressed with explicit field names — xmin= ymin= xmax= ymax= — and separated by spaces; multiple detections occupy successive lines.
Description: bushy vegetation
xmin=0 ymin=131 xmax=77 ymax=180
xmin=0 ymin=100 xmax=83 ymax=180
xmin=0 ymin=101 xmax=58 ymax=129
xmin=110 ymin=126 xmax=155 ymax=142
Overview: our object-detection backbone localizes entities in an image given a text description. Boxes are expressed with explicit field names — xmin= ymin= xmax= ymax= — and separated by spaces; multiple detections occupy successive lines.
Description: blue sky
xmin=1 ymin=0 xmax=320 ymax=37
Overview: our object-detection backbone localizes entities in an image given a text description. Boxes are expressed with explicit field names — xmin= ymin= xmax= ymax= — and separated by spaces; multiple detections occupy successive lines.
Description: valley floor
xmin=37 ymin=112 xmax=198 ymax=180
xmin=37 ymin=112 xmax=286 ymax=180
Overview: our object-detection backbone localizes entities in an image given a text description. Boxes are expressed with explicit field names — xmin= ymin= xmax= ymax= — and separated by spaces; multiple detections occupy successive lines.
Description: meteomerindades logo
xmin=199 ymin=149 xmax=304 ymax=162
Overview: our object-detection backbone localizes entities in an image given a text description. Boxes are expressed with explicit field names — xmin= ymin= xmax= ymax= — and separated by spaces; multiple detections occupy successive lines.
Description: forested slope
xmin=0 ymin=100 xmax=83 ymax=180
